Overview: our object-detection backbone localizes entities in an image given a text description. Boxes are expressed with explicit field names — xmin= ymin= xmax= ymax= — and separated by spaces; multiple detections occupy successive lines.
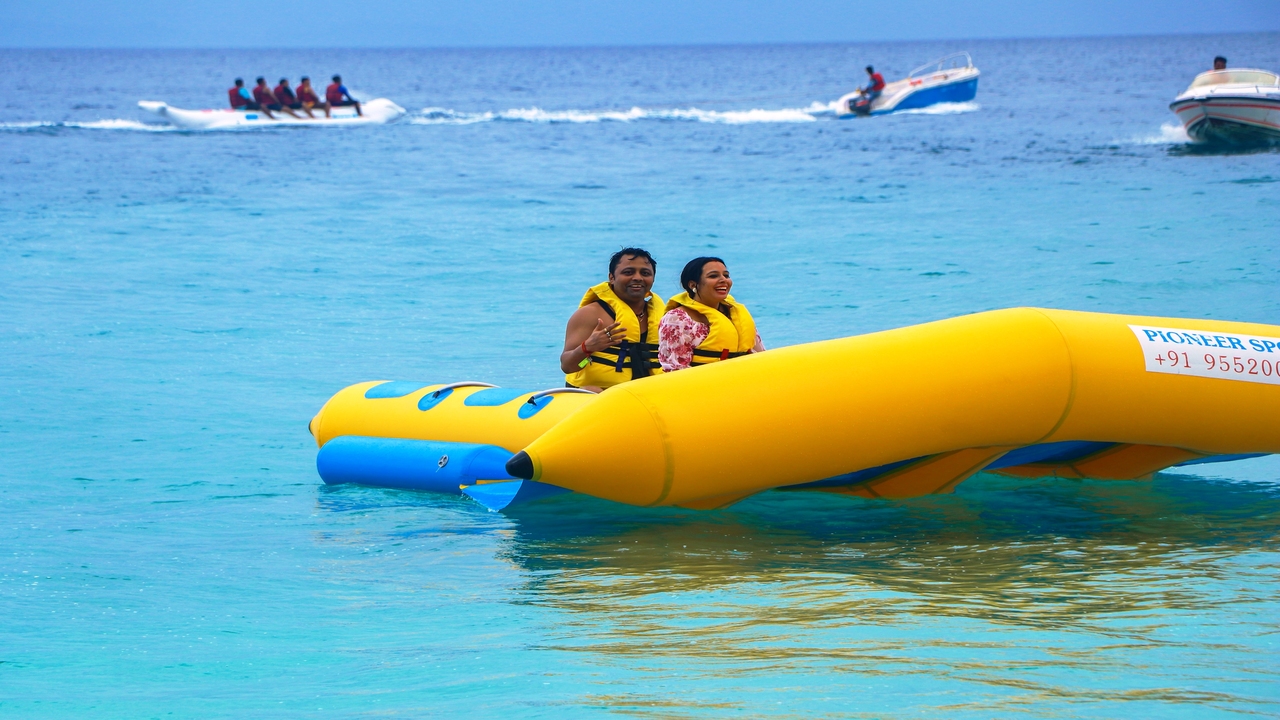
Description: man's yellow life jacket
xmin=664 ymin=292 xmax=756 ymax=365
xmin=565 ymin=282 xmax=665 ymax=389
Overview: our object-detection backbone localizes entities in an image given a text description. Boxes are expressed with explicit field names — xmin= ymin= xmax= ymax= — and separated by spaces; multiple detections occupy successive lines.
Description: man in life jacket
xmin=561 ymin=248 xmax=665 ymax=392
xmin=326 ymin=75 xmax=363 ymax=117
xmin=851 ymin=65 xmax=886 ymax=115
xmin=251 ymin=77 xmax=295 ymax=119
xmin=228 ymin=78 xmax=264 ymax=112
xmin=273 ymin=78 xmax=307 ymax=116
xmin=296 ymin=76 xmax=330 ymax=118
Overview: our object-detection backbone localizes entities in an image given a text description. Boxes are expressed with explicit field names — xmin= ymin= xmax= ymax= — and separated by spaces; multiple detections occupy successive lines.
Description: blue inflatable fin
xmin=463 ymin=480 xmax=571 ymax=511
xmin=1174 ymin=453 xmax=1268 ymax=466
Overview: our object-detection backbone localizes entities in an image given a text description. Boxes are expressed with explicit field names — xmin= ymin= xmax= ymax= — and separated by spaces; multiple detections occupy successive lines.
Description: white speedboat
xmin=137 ymin=98 xmax=406 ymax=129
xmin=1169 ymin=69 xmax=1280 ymax=144
xmin=837 ymin=52 xmax=979 ymax=118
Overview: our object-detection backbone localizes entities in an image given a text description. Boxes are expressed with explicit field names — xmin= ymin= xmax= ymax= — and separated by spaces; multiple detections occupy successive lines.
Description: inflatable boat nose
xmin=506 ymin=451 xmax=534 ymax=480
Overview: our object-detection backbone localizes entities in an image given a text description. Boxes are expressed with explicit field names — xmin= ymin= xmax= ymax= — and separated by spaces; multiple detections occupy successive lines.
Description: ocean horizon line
xmin=1 ymin=29 xmax=1276 ymax=53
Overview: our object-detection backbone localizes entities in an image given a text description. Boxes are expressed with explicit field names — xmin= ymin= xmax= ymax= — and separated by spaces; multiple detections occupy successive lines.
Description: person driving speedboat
xmin=848 ymin=65 xmax=886 ymax=115
xmin=861 ymin=66 xmax=885 ymax=102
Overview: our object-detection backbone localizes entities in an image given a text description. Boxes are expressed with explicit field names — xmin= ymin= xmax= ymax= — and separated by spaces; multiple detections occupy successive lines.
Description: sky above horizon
xmin=2 ymin=0 xmax=1277 ymax=48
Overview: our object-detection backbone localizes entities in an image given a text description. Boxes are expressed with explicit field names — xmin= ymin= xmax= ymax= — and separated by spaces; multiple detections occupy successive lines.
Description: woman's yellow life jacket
xmin=664 ymin=292 xmax=757 ymax=365
xmin=565 ymin=282 xmax=665 ymax=389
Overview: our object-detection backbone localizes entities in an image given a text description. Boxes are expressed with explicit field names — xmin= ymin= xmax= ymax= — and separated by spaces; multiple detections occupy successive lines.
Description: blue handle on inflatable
xmin=317 ymin=436 xmax=515 ymax=492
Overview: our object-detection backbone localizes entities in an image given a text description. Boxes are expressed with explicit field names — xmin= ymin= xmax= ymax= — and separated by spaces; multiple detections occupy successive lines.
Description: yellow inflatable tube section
xmin=311 ymin=381 xmax=597 ymax=451
xmin=509 ymin=308 xmax=1280 ymax=508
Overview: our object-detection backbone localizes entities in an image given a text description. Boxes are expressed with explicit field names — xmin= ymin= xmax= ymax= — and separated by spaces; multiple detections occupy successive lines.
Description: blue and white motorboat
xmin=837 ymin=52 xmax=979 ymax=118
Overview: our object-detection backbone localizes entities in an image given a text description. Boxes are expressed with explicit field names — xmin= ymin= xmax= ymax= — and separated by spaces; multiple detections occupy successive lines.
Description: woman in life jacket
xmin=659 ymin=257 xmax=764 ymax=372
xmin=561 ymin=248 xmax=665 ymax=392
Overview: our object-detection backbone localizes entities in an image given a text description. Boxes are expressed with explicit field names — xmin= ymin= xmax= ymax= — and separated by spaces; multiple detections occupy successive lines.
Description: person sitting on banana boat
xmin=295 ymin=76 xmax=330 ymax=118
xmin=561 ymin=248 xmax=664 ymax=392
xmin=326 ymin=75 xmax=362 ymax=117
xmin=253 ymin=77 xmax=299 ymax=118
xmin=658 ymin=256 xmax=764 ymax=371
xmin=273 ymin=78 xmax=306 ymax=114
xmin=228 ymin=78 xmax=265 ymax=113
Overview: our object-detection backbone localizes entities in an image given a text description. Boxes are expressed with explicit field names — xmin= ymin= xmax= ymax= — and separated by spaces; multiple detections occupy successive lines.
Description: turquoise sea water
xmin=3 ymin=34 xmax=1280 ymax=717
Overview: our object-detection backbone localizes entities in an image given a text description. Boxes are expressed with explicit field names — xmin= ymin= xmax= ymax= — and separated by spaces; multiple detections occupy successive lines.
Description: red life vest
xmin=870 ymin=72 xmax=886 ymax=92
xmin=252 ymin=86 xmax=274 ymax=105
xmin=297 ymin=86 xmax=319 ymax=104
xmin=229 ymin=88 xmax=249 ymax=109
xmin=274 ymin=85 xmax=296 ymax=105
xmin=325 ymin=83 xmax=344 ymax=104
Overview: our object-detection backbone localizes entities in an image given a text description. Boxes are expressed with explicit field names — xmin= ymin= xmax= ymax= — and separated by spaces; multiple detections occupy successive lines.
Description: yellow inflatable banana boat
xmin=506 ymin=308 xmax=1280 ymax=507
xmin=313 ymin=308 xmax=1280 ymax=510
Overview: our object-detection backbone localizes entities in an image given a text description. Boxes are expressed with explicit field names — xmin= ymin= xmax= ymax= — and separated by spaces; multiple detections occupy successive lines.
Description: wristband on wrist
xmin=580 ymin=340 xmax=590 ymax=356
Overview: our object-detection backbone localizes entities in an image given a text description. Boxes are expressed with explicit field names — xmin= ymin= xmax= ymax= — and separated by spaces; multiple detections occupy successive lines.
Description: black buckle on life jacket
xmin=589 ymin=355 xmax=658 ymax=369
xmin=690 ymin=348 xmax=750 ymax=364
xmin=614 ymin=340 xmax=629 ymax=373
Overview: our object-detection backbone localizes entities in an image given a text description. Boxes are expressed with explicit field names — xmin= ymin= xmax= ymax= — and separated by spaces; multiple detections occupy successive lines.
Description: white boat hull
xmin=1168 ymin=69 xmax=1280 ymax=145
xmin=137 ymin=98 xmax=406 ymax=129
xmin=1170 ymin=94 xmax=1280 ymax=144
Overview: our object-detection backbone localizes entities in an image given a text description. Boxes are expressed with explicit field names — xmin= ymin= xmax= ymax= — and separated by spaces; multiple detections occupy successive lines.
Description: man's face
xmin=1214 ymin=59 xmax=1226 ymax=70
xmin=609 ymin=255 xmax=655 ymax=303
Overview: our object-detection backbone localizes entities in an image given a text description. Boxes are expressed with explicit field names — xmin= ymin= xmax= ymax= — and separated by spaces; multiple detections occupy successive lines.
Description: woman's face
xmin=693 ymin=262 xmax=732 ymax=304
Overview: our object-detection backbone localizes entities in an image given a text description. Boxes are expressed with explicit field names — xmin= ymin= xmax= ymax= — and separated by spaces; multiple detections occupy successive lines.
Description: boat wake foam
xmin=0 ymin=119 xmax=176 ymax=132
xmin=894 ymin=101 xmax=982 ymax=116
xmin=413 ymin=104 xmax=826 ymax=125
xmin=1129 ymin=122 xmax=1191 ymax=145
xmin=411 ymin=100 xmax=980 ymax=125
xmin=2 ymin=100 xmax=980 ymax=133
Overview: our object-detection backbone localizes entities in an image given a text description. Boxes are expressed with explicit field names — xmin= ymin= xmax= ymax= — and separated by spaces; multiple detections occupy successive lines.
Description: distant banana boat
xmin=313 ymin=309 xmax=1280 ymax=510
xmin=137 ymin=98 xmax=405 ymax=129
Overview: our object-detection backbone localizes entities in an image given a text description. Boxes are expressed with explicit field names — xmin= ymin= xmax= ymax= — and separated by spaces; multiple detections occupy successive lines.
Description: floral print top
xmin=658 ymin=307 xmax=764 ymax=372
